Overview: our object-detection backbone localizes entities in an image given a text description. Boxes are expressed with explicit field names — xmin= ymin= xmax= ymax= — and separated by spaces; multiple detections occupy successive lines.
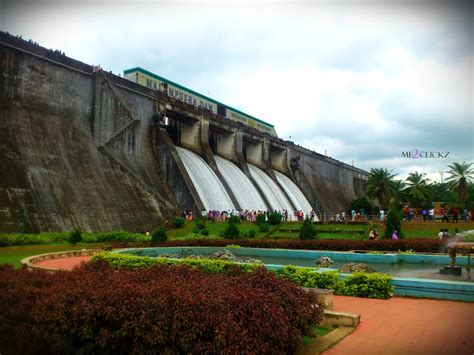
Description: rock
xmin=238 ymin=257 xmax=262 ymax=264
xmin=340 ymin=262 xmax=377 ymax=273
xmin=315 ymin=256 xmax=334 ymax=268
xmin=210 ymin=249 xmax=236 ymax=261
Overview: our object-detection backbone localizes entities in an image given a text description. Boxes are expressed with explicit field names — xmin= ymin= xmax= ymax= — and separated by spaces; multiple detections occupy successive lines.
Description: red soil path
xmin=33 ymin=256 xmax=91 ymax=270
xmin=325 ymin=295 xmax=474 ymax=354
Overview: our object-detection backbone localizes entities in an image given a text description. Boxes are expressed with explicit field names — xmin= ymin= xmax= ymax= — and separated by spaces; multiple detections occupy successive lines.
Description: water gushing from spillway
xmin=214 ymin=156 xmax=268 ymax=211
xmin=248 ymin=164 xmax=294 ymax=213
xmin=175 ymin=147 xmax=235 ymax=211
xmin=274 ymin=170 xmax=316 ymax=220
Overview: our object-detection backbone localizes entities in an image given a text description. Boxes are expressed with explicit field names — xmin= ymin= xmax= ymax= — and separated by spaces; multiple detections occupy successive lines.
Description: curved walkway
xmin=325 ymin=295 xmax=473 ymax=354
xmin=33 ymin=256 xmax=91 ymax=270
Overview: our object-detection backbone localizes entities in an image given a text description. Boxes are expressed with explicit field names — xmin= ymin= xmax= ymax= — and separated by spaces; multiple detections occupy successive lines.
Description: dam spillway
xmin=248 ymin=164 xmax=294 ymax=213
xmin=175 ymin=147 xmax=235 ymax=211
xmin=214 ymin=155 xmax=268 ymax=211
xmin=275 ymin=170 xmax=316 ymax=219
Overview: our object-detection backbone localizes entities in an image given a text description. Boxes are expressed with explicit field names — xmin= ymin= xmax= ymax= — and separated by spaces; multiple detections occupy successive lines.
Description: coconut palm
xmin=405 ymin=172 xmax=431 ymax=207
xmin=366 ymin=168 xmax=398 ymax=210
xmin=445 ymin=162 xmax=474 ymax=205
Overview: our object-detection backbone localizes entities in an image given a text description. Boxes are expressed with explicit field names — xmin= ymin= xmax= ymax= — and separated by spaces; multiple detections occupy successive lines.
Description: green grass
xmin=302 ymin=325 xmax=332 ymax=346
xmin=0 ymin=243 xmax=105 ymax=268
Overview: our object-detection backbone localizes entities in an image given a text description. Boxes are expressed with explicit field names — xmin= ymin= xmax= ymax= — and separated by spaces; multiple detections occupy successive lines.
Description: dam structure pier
xmin=0 ymin=32 xmax=368 ymax=232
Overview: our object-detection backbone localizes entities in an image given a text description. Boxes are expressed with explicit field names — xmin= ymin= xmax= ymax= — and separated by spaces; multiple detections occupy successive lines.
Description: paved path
xmin=33 ymin=256 xmax=91 ymax=270
xmin=325 ymin=295 xmax=473 ymax=354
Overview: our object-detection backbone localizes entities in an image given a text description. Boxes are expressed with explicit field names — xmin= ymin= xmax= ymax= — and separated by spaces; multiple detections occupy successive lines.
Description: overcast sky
xmin=2 ymin=0 xmax=473 ymax=182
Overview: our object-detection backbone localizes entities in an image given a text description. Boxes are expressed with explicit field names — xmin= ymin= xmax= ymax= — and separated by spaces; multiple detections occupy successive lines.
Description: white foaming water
xmin=214 ymin=156 xmax=268 ymax=211
xmin=176 ymin=147 xmax=235 ymax=211
xmin=248 ymin=164 xmax=294 ymax=213
xmin=274 ymin=170 xmax=317 ymax=220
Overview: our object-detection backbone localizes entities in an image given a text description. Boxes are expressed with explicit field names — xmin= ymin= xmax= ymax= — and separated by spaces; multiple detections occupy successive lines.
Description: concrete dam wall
xmin=0 ymin=32 xmax=368 ymax=232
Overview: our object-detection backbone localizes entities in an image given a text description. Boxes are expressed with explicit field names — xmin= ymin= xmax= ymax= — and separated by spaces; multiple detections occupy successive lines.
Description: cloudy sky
xmin=2 ymin=0 xmax=473 ymax=182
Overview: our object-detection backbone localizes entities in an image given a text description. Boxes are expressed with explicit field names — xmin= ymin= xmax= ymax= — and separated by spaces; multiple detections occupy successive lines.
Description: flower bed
xmin=0 ymin=262 xmax=321 ymax=354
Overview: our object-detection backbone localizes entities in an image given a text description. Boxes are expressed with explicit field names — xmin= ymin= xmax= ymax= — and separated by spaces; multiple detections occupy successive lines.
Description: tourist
xmin=452 ymin=207 xmax=459 ymax=223
xmin=428 ymin=208 xmax=434 ymax=222
xmin=379 ymin=209 xmax=385 ymax=222
xmin=421 ymin=209 xmax=427 ymax=222
xmin=438 ymin=229 xmax=444 ymax=240
xmin=442 ymin=229 xmax=451 ymax=240
xmin=351 ymin=209 xmax=356 ymax=221
xmin=463 ymin=208 xmax=469 ymax=222
xmin=391 ymin=230 xmax=398 ymax=240
xmin=369 ymin=229 xmax=378 ymax=240
xmin=442 ymin=210 xmax=449 ymax=223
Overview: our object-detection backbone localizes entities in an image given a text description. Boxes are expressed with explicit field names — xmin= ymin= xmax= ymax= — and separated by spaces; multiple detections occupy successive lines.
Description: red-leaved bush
xmin=149 ymin=238 xmax=443 ymax=253
xmin=0 ymin=262 xmax=321 ymax=354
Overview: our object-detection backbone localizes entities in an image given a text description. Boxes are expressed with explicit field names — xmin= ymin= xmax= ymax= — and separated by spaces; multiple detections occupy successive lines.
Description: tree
xmin=152 ymin=228 xmax=167 ymax=243
xmin=299 ymin=217 xmax=317 ymax=240
xmin=349 ymin=196 xmax=375 ymax=215
xmin=68 ymin=228 xmax=82 ymax=245
xmin=384 ymin=200 xmax=404 ymax=239
xmin=405 ymin=172 xmax=431 ymax=208
xmin=366 ymin=168 xmax=398 ymax=210
xmin=445 ymin=162 xmax=474 ymax=206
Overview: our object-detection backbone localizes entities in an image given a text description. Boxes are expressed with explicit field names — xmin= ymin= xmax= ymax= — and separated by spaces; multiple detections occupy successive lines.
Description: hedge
xmin=97 ymin=253 xmax=394 ymax=299
xmin=277 ymin=265 xmax=394 ymax=299
xmin=0 ymin=263 xmax=321 ymax=354
xmin=157 ymin=238 xmax=443 ymax=253
xmin=92 ymin=252 xmax=262 ymax=274
xmin=0 ymin=231 xmax=150 ymax=246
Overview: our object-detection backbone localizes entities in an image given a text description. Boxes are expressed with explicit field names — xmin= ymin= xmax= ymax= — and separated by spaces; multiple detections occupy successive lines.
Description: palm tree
xmin=405 ymin=172 xmax=431 ymax=207
xmin=445 ymin=162 xmax=474 ymax=205
xmin=366 ymin=168 xmax=398 ymax=210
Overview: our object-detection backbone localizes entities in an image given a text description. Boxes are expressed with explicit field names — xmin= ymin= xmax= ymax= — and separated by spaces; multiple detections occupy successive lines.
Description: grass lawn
xmin=302 ymin=325 xmax=332 ymax=346
xmin=0 ymin=243 xmax=105 ymax=268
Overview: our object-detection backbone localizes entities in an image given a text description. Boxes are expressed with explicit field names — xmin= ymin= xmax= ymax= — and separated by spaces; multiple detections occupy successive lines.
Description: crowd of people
xmin=177 ymin=209 xmax=318 ymax=222
xmin=401 ymin=206 xmax=472 ymax=223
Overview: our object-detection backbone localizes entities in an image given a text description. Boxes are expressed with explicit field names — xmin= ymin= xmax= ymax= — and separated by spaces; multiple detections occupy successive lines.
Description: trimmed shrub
xmin=247 ymin=229 xmax=257 ymax=238
xmin=171 ymin=217 xmax=186 ymax=228
xmin=278 ymin=266 xmax=393 ymax=299
xmin=268 ymin=212 xmax=283 ymax=225
xmin=0 ymin=263 xmax=321 ymax=354
xmin=299 ymin=217 xmax=317 ymax=240
xmin=160 ymin=238 xmax=442 ymax=253
xmin=93 ymin=252 xmax=261 ymax=273
xmin=200 ymin=229 xmax=210 ymax=236
xmin=68 ymin=228 xmax=82 ymax=245
xmin=259 ymin=223 xmax=269 ymax=233
xmin=255 ymin=214 xmax=266 ymax=226
xmin=343 ymin=272 xmax=394 ymax=299
xmin=151 ymin=228 xmax=167 ymax=243
xmin=220 ymin=217 xmax=240 ymax=239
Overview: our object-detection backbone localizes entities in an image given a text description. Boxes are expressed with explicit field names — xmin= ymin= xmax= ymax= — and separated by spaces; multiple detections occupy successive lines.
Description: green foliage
xmin=343 ymin=272 xmax=394 ymax=299
xmin=405 ymin=171 xmax=431 ymax=208
xmin=366 ymin=168 xmax=398 ymax=210
xmin=200 ymin=229 xmax=210 ymax=236
xmin=278 ymin=266 xmax=341 ymax=289
xmin=228 ymin=215 xmax=240 ymax=224
xmin=259 ymin=223 xmax=269 ymax=233
xmin=93 ymin=252 xmax=261 ymax=274
xmin=300 ymin=217 xmax=317 ymax=240
xmin=268 ymin=212 xmax=283 ymax=225
xmin=68 ymin=229 xmax=82 ymax=245
xmin=384 ymin=207 xmax=404 ymax=239
xmin=225 ymin=244 xmax=241 ymax=248
xmin=151 ymin=228 xmax=167 ymax=243
xmin=255 ymin=214 xmax=266 ymax=226
xmin=195 ymin=219 xmax=206 ymax=230
xmin=445 ymin=161 xmax=474 ymax=205
xmin=220 ymin=217 xmax=240 ymax=239
xmin=247 ymin=229 xmax=257 ymax=238
xmin=278 ymin=266 xmax=393 ymax=299
xmin=398 ymin=249 xmax=415 ymax=254
xmin=171 ymin=217 xmax=186 ymax=229
xmin=349 ymin=197 xmax=375 ymax=215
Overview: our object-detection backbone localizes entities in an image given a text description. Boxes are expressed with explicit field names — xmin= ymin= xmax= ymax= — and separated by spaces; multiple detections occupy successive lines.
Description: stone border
xmin=21 ymin=249 xmax=102 ymax=272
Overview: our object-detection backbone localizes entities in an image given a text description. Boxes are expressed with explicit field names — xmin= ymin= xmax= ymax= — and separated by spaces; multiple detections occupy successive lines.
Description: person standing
xmin=392 ymin=230 xmax=399 ymax=240
xmin=379 ymin=209 xmax=385 ymax=222
xmin=429 ymin=208 xmax=434 ymax=222
xmin=452 ymin=207 xmax=459 ymax=223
